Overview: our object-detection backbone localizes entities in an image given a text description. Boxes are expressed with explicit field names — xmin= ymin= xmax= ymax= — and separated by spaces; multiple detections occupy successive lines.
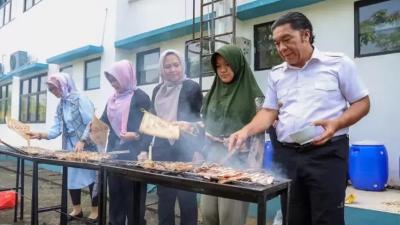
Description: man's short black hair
xmin=271 ymin=12 xmax=315 ymax=44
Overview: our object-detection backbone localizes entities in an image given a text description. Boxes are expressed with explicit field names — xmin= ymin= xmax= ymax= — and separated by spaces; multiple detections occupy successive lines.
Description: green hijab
xmin=202 ymin=45 xmax=264 ymax=137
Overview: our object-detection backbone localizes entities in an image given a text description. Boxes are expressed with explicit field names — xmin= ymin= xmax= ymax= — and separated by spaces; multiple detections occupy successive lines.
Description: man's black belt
xmin=279 ymin=134 xmax=348 ymax=151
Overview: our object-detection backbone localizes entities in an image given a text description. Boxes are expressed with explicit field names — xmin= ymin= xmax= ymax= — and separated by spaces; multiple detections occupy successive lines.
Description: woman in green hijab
xmin=200 ymin=45 xmax=265 ymax=225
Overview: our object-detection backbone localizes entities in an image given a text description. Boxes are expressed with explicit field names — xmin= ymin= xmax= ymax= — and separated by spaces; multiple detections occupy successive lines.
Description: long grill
xmin=0 ymin=143 xmax=291 ymax=225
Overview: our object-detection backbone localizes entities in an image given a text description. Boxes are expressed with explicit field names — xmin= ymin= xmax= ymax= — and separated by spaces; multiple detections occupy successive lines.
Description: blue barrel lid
xmin=351 ymin=140 xmax=384 ymax=146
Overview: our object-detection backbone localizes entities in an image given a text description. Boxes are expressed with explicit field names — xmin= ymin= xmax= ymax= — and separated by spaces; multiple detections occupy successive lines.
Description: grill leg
xmin=14 ymin=158 xmax=20 ymax=222
xmin=98 ymin=168 xmax=107 ymax=225
xmin=257 ymin=198 xmax=266 ymax=225
xmin=31 ymin=161 xmax=39 ymax=225
xmin=133 ymin=181 xmax=141 ymax=225
xmin=60 ymin=166 xmax=68 ymax=225
xmin=20 ymin=159 xmax=25 ymax=220
xmin=281 ymin=184 xmax=290 ymax=225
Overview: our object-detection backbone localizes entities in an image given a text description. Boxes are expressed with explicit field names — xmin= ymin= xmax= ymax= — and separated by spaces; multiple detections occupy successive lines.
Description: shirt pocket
xmin=314 ymin=80 xmax=338 ymax=91
xmin=313 ymin=80 xmax=339 ymax=102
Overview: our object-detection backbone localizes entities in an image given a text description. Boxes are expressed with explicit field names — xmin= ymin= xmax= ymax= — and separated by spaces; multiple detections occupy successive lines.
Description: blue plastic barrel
xmin=263 ymin=141 xmax=274 ymax=170
xmin=349 ymin=142 xmax=388 ymax=191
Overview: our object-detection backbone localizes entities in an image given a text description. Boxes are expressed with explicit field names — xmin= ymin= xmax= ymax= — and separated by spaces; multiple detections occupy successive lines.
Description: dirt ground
xmin=0 ymin=160 xmax=162 ymax=225
xmin=0 ymin=160 xmax=265 ymax=225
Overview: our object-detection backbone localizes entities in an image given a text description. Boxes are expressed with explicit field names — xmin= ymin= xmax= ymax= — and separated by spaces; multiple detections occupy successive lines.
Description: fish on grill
xmin=136 ymin=160 xmax=274 ymax=185
xmin=52 ymin=151 xmax=112 ymax=162
xmin=137 ymin=160 xmax=194 ymax=172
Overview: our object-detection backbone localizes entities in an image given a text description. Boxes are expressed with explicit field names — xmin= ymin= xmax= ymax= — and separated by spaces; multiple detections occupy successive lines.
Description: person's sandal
xmin=67 ymin=211 xmax=83 ymax=221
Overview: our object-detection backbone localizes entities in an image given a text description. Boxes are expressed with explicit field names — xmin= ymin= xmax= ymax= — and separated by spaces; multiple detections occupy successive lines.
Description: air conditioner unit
xmin=0 ymin=63 xmax=4 ymax=75
xmin=10 ymin=51 xmax=28 ymax=71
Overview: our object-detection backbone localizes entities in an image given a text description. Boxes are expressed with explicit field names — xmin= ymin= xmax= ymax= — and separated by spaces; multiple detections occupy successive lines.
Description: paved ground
xmin=0 ymin=160 xmax=265 ymax=225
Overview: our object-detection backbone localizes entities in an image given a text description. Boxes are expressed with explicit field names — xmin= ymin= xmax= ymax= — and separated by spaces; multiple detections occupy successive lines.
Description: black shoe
xmin=67 ymin=211 xmax=83 ymax=221
xmin=85 ymin=217 xmax=98 ymax=224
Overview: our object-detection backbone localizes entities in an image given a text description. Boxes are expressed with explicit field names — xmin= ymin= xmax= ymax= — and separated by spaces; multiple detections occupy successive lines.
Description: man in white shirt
xmin=229 ymin=12 xmax=370 ymax=225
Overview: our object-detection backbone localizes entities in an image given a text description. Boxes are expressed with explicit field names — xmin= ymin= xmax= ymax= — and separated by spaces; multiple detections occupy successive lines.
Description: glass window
xmin=38 ymin=93 xmax=46 ymax=122
xmin=31 ymin=78 xmax=38 ymax=92
xmin=185 ymin=40 xmax=214 ymax=78
xmin=84 ymin=58 xmax=101 ymax=90
xmin=60 ymin=65 xmax=73 ymax=77
xmin=136 ymin=48 xmax=160 ymax=85
xmin=355 ymin=0 xmax=400 ymax=57
xmin=0 ymin=0 xmax=12 ymax=27
xmin=22 ymin=80 xmax=29 ymax=94
xmin=20 ymin=96 xmax=28 ymax=122
xmin=0 ymin=7 xmax=4 ymax=28
xmin=254 ymin=21 xmax=283 ymax=70
xmin=0 ymin=101 xmax=4 ymax=123
xmin=24 ymin=0 xmax=41 ymax=12
xmin=40 ymin=75 xmax=47 ymax=91
xmin=0 ymin=83 xmax=11 ymax=124
xmin=19 ymin=74 xmax=47 ymax=123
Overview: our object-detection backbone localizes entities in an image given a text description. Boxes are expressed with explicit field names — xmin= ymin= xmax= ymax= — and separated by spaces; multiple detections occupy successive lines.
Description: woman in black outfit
xmin=151 ymin=49 xmax=203 ymax=225
xmin=101 ymin=60 xmax=151 ymax=225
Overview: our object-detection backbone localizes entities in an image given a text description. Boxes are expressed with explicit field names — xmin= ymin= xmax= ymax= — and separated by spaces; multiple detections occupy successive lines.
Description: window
xmin=185 ymin=40 xmax=214 ymax=78
xmin=84 ymin=58 xmax=101 ymax=90
xmin=136 ymin=48 xmax=160 ymax=85
xmin=60 ymin=65 xmax=73 ymax=76
xmin=24 ymin=0 xmax=41 ymax=12
xmin=254 ymin=21 xmax=283 ymax=70
xmin=0 ymin=83 xmax=11 ymax=123
xmin=355 ymin=0 xmax=400 ymax=57
xmin=0 ymin=0 xmax=13 ymax=27
xmin=19 ymin=74 xmax=47 ymax=123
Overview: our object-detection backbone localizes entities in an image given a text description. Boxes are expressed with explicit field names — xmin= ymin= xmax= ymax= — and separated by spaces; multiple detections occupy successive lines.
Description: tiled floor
xmin=345 ymin=186 xmax=400 ymax=214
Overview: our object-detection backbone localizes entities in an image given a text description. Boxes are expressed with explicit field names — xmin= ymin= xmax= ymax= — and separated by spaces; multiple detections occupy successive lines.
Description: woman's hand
xmin=172 ymin=121 xmax=199 ymax=136
xmin=120 ymin=132 xmax=140 ymax=142
xmin=26 ymin=132 xmax=45 ymax=140
xmin=74 ymin=141 xmax=85 ymax=152
xmin=137 ymin=151 xmax=148 ymax=161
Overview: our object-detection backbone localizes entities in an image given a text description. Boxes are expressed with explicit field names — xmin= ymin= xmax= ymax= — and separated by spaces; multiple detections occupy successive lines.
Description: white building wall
xmin=0 ymin=0 xmax=117 ymax=149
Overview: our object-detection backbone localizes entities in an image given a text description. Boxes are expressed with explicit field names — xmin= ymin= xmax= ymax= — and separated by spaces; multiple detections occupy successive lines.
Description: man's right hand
xmin=26 ymin=132 xmax=42 ymax=140
xmin=228 ymin=128 xmax=250 ymax=152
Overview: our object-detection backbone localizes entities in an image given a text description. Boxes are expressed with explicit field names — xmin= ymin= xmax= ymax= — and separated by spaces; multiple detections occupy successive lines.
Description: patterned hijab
xmin=154 ymin=49 xmax=187 ymax=122
xmin=46 ymin=72 xmax=78 ymax=101
xmin=202 ymin=45 xmax=264 ymax=136
xmin=105 ymin=60 xmax=137 ymax=137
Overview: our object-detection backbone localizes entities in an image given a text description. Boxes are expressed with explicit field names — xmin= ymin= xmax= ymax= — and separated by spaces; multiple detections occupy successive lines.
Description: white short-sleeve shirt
xmin=263 ymin=48 xmax=369 ymax=142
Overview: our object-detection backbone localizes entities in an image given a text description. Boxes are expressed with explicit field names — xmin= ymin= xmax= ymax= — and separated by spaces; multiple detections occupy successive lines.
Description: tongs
xmin=0 ymin=139 xmax=28 ymax=155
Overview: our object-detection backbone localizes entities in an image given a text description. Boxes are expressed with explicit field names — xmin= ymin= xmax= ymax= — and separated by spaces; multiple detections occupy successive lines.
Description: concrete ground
xmin=0 ymin=160 xmax=265 ymax=225
xmin=345 ymin=186 xmax=400 ymax=214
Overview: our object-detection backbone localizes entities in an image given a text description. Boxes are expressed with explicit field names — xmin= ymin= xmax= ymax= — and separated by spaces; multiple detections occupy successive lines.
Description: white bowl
xmin=289 ymin=125 xmax=320 ymax=145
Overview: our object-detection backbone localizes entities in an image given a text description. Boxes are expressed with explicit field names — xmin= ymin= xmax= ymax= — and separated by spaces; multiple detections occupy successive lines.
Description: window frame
xmin=0 ymin=82 xmax=12 ymax=124
xmin=136 ymin=48 xmax=160 ymax=86
xmin=84 ymin=57 xmax=101 ymax=91
xmin=253 ymin=20 xmax=283 ymax=71
xmin=19 ymin=73 xmax=47 ymax=123
xmin=24 ymin=0 xmax=42 ymax=12
xmin=60 ymin=65 xmax=72 ymax=72
xmin=0 ymin=0 xmax=13 ymax=28
xmin=354 ymin=0 xmax=400 ymax=57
